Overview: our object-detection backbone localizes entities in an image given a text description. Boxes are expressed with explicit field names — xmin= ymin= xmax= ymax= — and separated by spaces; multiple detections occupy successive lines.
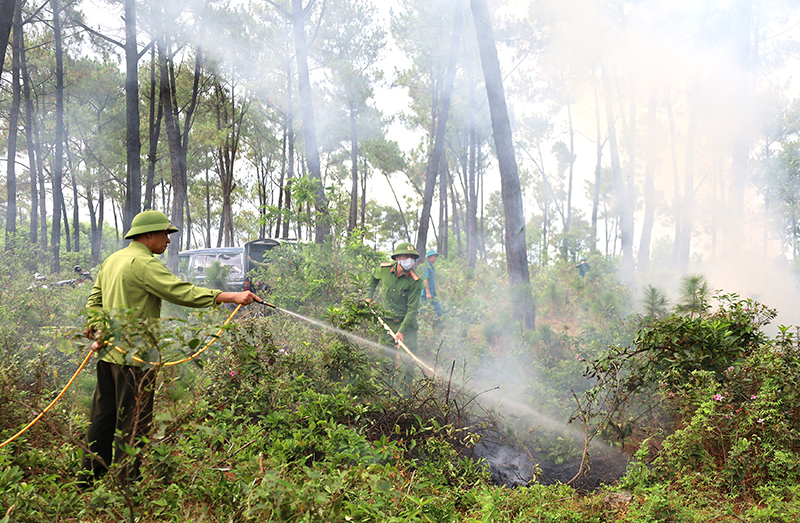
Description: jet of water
xmin=275 ymin=307 xmax=412 ymax=362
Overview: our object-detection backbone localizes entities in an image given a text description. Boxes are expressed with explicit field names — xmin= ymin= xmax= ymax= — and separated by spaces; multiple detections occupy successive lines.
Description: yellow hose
xmin=0 ymin=349 xmax=94 ymax=449
xmin=0 ymin=304 xmax=243 ymax=449
xmin=112 ymin=304 xmax=242 ymax=366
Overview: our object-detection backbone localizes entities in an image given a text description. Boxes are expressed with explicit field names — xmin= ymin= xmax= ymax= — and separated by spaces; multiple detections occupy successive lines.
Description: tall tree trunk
xmin=155 ymin=3 xmax=202 ymax=269
xmin=726 ymin=0 xmax=753 ymax=255
xmin=0 ymin=0 xmax=15 ymax=78
xmin=61 ymin=194 xmax=70 ymax=253
xmin=50 ymin=0 xmax=64 ymax=272
xmin=123 ymin=0 xmax=141 ymax=233
xmin=204 ymin=168 xmax=212 ymax=247
xmin=562 ymin=99 xmax=575 ymax=259
xmin=360 ymin=155 xmax=367 ymax=229
xmin=214 ymin=80 xmax=247 ymax=246
xmin=438 ymin=154 xmax=448 ymax=257
xmin=449 ymin=165 xmax=463 ymax=257
xmin=274 ymin=74 xmax=291 ymax=238
xmin=466 ymin=56 xmax=479 ymax=267
xmin=184 ymin=196 xmax=192 ymax=249
xmin=144 ymin=44 xmax=162 ymax=211
xmin=666 ymin=89 xmax=682 ymax=265
xmin=637 ymin=90 xmax=658 ymax=272
xmin=257 ymin=159 xmax=267 ymax=238
xmin=591 ymin=81 xmax=603 ymax=253
xmin=291 ymin=0 xmax=329 ymax=243
xmin=281 ymin=113 xmax=295 ymax=240
xmin=38 ymin=161 xmax=47 ymax=251
xmin=21 ymin=26 xmax=38 ymax=246
xmin=5 ymin=0 xmax=20 ymax=245
xmin=601 ymin=62 xmax=634 ymax=277
xmin=88 ymin=186 xmax=103 ymax=266
xmin=416 ymin=1 xmax=462 ymax=257
xmin=159 ymin=36 xmax=186 ymax=270
xmin=348 ymin=99 xmax=359 ymax=234
xmin=438 ymin=155 xmax=450 ymax=258
xmin=678 ymin=79 xmax=699 ymax=273
xmin=275 ymin=124 xmax=287 ymax=238
xmin=65 ymin=129 xmax=79 ymax=252
xmin=471 ymin=0 xmax=533 ymax=328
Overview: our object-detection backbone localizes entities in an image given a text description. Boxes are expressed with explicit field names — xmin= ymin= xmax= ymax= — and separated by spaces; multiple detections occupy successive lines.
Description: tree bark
xmin=65 ymin=127 xmax=79 ymax=252
xmin=282 ymin=101 xmax=295 ymax=240
xmin=157 ymin=36 xmax=191 ymax=268
xmin=360 ymin=155 xmax=367 ymax=229
xmin=50 ymin=0 xmax=64 ymax=272
xmin=275 ymin=64 xmax=292 ymax=238
xmin=470 ymin=0 xmax=533 ymax=328
xmin=416 ymin=1 xmax=462 ymax=257
xmin=467 ymin=66 xmax=478 ymax=267
xmin=438 ymin=153 xmax=448 ymax=257
xmin=448 ymin=164 xmax=463 ymax=257
xmin=601 ymin=61 xmax=634 ymax=276
xmin=155 ymin=3 xmax=203 ymax=270
xmin=214 ymin=79 xmax=247 ymax=246
xmin=348 ymin=99 xmax=358 ymax=234
xmin=22 ymin=31 xmax=37 ymax=245
xmin=563 ymin=101 xmax=575 ymax=259
xmin=678 ymin=79 xmax=700 ymax=273
xmin=666 ymin=89 xmax=682 ymax=265
xmin=0 ymin=0 xmax=15 ymax=78
xmin=158 ymin=38 xmax=186 ymax=271
xmin=144 ymin=44 xmax=162 ymax=211
xmin=204 ymin=168 xmax=212 ymax=247
xmin=5 ymin=0 xmax=20 ymax=244
xmin=61 ymin=192 xmax=70 ymax=253
xmin=726 ymin=0 xmax=753 ymax=255
xmin=637 ymin=90 xmax=658 ymax=272
xmin=591 ymin=81 xmax=603 ymax=253
xmin=122 ymin=0 xmax=141 ymax=233
xmin=88 ymin=186 xmax=103 ymax=266
xmin=290 ymin=0 xmax=329 ymax=243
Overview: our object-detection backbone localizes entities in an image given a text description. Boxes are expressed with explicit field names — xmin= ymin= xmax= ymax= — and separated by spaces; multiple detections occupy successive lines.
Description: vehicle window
xmin=218 ymin=253 xmax=243 ymax=273
xmin=249 ymin=247 xmax=268 ymax=265
xmin=193 ymin=255 xmax=216 ymax=272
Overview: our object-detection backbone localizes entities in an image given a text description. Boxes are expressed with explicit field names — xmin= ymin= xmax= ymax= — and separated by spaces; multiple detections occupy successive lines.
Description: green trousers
xmin=80 ymin=360 xmax=155 ymax=486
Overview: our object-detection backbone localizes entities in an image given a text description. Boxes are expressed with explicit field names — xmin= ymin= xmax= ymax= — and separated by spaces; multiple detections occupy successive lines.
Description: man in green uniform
xmin=366 ymin=242 xmax=424 ymax=393
xmin=79 ymin=210 xmax=259 ymax=488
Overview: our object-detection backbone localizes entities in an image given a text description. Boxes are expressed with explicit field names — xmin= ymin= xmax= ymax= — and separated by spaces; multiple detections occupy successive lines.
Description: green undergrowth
xmin=3 ymin=246 xmax=800 ymax=521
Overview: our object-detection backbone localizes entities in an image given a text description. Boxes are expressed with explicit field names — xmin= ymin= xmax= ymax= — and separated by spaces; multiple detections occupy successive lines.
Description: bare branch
xmin=73 ymin=20 xmax=123 ymax=48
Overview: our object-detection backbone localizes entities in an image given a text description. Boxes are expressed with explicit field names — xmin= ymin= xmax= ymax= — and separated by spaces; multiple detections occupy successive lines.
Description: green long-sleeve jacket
xmin=367 ymin=262 xmax=423 ymax=335
xmin=87 ymin=241 xmax=222 ymax=365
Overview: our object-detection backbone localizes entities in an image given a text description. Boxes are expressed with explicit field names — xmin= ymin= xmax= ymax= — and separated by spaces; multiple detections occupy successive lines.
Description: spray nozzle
xmin=254 ymin=296 xmax=276 ymax=308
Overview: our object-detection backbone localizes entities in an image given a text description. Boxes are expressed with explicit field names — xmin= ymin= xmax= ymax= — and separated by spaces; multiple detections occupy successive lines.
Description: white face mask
xmin=398 ymin=258 xmax=415 ymax=271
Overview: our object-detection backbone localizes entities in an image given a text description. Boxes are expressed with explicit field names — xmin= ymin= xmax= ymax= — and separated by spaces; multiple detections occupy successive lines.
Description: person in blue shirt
xmin=576 ymin=256 xmax=590 ymax=278
xmin=420 ymin=249 xmax=443 ymax=317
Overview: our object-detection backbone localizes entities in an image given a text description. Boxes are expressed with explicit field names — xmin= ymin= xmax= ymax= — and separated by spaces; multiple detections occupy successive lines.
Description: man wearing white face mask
xmin=367 ymin=242 xmax=423 ymax=392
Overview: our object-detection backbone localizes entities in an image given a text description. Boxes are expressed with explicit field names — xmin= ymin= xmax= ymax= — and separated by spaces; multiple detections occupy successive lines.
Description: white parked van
xmin=178 ymin=238 xmax=286 ymax=291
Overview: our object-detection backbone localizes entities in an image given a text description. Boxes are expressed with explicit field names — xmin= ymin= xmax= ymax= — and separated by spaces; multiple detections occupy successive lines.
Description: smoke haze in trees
xmin=75 ymin=0 xmax=800 ymax=324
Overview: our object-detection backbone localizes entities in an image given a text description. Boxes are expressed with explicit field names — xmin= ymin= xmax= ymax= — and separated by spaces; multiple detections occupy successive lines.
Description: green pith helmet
xmin=124 ymin=210 xmax=179 ymax=239
xmin=391 ymin=242 xmax=420 ymax=259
